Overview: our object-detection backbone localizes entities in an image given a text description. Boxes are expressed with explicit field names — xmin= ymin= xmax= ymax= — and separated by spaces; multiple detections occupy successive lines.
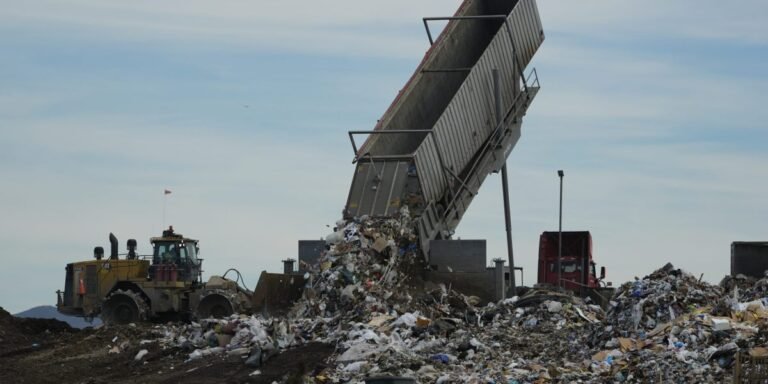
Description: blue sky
xmin=1 ymin=0 xmax=766 ymax=313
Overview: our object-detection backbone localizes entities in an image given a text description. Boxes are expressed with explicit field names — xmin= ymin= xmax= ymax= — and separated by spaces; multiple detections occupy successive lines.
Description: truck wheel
xmin=196 ymin=293 xmax=234 ymax=319
xmin=102 ymin=290 xmax=148 ymax=325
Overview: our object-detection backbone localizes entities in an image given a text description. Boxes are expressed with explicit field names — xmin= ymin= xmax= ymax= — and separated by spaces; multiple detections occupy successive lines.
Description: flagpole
xmin=162 ymin=191 xmax=167 ymax=228
xmin=162 ymin=189 xmax=171 ymax=228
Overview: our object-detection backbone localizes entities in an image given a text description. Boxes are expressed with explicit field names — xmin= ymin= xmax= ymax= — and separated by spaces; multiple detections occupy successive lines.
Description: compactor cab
xmin=149 ymin=226 xmax=202 ymax=283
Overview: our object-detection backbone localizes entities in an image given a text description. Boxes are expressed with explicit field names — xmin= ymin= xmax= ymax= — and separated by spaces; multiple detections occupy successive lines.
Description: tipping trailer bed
xmin=344 ymin=0 xmax=544 ymax=258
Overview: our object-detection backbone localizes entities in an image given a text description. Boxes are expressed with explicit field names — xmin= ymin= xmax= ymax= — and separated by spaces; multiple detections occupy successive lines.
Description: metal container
xmin=345 ymin=0 xmax=544 ymax=256
xmin=731 ymin=241 xmax=768 ymax=278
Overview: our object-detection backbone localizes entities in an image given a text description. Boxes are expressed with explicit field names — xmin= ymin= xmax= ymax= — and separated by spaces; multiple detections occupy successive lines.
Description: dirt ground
xmin=0 ymin=307 xmax=333 ymax=384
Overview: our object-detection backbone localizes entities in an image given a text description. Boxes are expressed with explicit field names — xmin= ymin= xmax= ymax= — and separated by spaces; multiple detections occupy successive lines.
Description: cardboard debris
xmin=367 ymin=315 xmax=394 ymax=328
xmin=592 ymin=350 xmax=609 ymax=362
xmin=371 ymin=236 xmax=389 ymax=253
xmin=617 ymin=337 xmax=635 ymax=352
xmin=415 ymin=316 xmax=431 ymax=328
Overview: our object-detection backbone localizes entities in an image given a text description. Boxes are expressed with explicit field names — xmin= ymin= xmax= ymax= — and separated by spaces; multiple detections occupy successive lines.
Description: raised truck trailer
xmin=344 ymin=0 xmax=544 ymax=260
xmin=257 ymin=0 xmax=547 ymax=309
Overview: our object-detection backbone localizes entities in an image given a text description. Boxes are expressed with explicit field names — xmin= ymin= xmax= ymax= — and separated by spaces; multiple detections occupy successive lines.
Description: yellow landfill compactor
xmin=56 ymin=227 xmax=253 ymax=324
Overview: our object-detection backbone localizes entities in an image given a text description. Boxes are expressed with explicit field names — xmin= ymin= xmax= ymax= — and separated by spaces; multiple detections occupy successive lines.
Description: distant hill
xmin=14 ymin=305 xmax=101 ymax=329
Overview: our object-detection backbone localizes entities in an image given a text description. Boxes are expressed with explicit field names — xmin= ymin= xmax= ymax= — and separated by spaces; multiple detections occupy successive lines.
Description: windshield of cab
xmin=153 ymin=241 xmax=198 ymax=264
xmin=184 ymin=243 xmax=198 ymax=264
xmin=549 ymin=260 xmax=582 ymax=274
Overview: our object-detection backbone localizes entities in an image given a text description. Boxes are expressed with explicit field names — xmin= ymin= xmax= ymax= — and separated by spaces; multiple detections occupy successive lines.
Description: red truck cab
xmin=537 ymin=231 xmax=606 ymax=292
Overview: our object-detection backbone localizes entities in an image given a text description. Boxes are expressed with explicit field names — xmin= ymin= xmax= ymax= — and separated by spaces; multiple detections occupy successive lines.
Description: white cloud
xmin=539 ymin=0 xmax=768 ymax=45
xmin=0 ymin=0 xmax=463 ymax=58
xmin=525 ymin=37 xmax=768 ymax=147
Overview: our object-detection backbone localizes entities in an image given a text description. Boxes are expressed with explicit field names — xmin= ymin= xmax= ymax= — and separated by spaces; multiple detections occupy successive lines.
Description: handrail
xmin=526 ymin=67 xmax=539 ymax=88
xmin=348 ymin=129 xmax=432 ymax=159
xmin=422 ymin=15 xmax=510 ymax=45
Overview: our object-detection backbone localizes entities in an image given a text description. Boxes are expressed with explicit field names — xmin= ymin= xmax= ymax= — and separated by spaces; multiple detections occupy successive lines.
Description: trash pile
xmin=585 ymin=264 xmax=768 ymax=382
xmin=719 ymin=273 xmax=768 ymax=306
xmin=131 ymin=210 xmax=607 ymax=382
xmin=602 ymin=263 xmax=722 ymax=335
xmin=310 ymin=290 xmax=607 ymax=383
xmin=149 ymin=316 xmax=281 ymax=368
xmin=274 ymin=255 xmax=768 ymax=383
xmin=290 ymin=207 xmax=423 ymax=323
xmin=121 ymin=209 xmax=428 ymax=377
xmin=253 ymin=210 xmax=611 ymax=382
xmin=72 ymin=210 xmax=768 ymax=383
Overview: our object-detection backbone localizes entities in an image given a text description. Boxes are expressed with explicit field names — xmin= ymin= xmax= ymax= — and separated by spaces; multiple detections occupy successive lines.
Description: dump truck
xmin=344 ymin=0 xmax=543 ymax=256
xmin=56 ymin=227 xmax=258 ymax=324
xmin=537 ymin=231 xmax=614 ymax=303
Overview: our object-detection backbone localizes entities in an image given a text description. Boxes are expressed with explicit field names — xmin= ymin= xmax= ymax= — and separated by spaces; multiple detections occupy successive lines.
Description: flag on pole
xmin=164 ymin=189 xmax=172 ymax=195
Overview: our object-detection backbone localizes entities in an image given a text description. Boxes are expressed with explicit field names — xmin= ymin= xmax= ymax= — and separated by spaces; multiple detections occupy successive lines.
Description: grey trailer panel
xmin=413 ymin=134 xmax=446 ymax=204
xmin=359 ymin=0 xmax=517 ymax=157
xmin=375 ymin=161 xmax=408 ymax=216
xmin=343 ymin=0 xmax=544 ymax=256
xmin=426 ymin=86 xmax=539 ymax=242
xmin=509 ymin=0 xmax=544 ymax=68
xmin=411 ymin=0 xmax=543 ymax=212
xmin=432 ymin=120 xmax=454 ymax=173
xmin=357 ymin=0 xmax=543 ymax=160
xmin=345 ymin=160 xmax=411 ymax=218
xmin=345 ymin=162 xmax=374 ymax=217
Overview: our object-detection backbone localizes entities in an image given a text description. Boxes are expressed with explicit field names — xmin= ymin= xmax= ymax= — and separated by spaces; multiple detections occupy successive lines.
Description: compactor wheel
xmin=101 ymin=289 xmax=149 ymax=325
xmin=196 ymin=292 xmax=235 ymax=319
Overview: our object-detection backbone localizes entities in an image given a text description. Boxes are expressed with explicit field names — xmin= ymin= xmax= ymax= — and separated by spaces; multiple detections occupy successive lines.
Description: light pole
xmin=557 ymin=170 xmax=564 ymax=290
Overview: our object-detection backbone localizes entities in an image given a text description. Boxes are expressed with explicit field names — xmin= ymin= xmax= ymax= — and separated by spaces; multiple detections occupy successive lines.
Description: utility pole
xmin=493 ymin=68 xmax=516 ymax=297
xmin=557 ymin=170 xmax=564 ymax=289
